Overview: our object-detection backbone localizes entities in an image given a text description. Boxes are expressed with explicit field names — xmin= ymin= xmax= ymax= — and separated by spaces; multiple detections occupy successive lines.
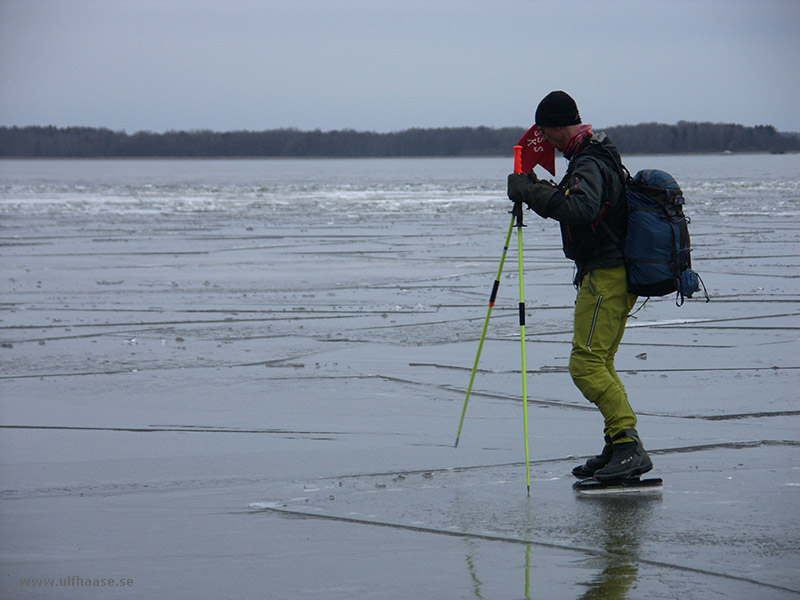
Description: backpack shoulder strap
xmin=586 ymin=138 xmax=631 ymax=184
xmin=583 ymin=139 xmax=629 ymax=249
xmin=596 ymin=207 xmax=623 ymax=247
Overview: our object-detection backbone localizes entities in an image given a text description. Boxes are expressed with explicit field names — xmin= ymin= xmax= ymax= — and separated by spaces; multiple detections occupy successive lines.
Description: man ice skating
xmin=506 ymin=90 xmax=652 ymax=482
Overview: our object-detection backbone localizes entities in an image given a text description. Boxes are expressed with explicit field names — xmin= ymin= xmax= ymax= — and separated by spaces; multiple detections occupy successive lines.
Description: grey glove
xmin=507 ymin=173 xmax=558 ymax=218
xmin=507 ymin=173 xmax=533 ymax=205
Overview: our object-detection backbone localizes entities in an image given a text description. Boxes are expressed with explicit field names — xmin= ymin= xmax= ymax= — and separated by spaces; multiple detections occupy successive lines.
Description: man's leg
xmin=569 ymin=265 xmax=637 ymax=440
xmin=569 ymin=266 xmax=652 ymax=479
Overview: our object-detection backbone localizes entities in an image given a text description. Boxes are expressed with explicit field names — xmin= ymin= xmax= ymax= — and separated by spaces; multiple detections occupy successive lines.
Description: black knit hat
xmin=535 ymin=91 xmax=581 ymax=127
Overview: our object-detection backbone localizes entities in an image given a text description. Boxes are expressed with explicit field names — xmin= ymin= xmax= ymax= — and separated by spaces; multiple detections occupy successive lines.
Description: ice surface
xmin=1 ymin=157 xmax=799 ymax=598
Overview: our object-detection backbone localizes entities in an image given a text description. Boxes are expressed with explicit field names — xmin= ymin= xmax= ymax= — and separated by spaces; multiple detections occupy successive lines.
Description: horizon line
xmin=1 ymin=121 xmax=796 ymax=135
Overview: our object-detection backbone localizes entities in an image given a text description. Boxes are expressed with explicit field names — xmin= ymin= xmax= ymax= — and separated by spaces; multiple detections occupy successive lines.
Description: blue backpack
xmin=596 ymin=157 xmax=708 ymax=305
xmin=623 ymin=169 xmax=707 ymax=304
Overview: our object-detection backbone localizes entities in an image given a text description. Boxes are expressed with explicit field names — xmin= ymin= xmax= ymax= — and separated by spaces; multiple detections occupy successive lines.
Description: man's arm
xmin=508 ymin=156 xmax=606 ymax=224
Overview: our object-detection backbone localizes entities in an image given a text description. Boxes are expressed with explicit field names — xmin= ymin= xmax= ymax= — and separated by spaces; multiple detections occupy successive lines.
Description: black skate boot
xmin=571 ymin=435 xmax=613 ymax=479
xmin=593 ymin=429 xmax=653 ymax=482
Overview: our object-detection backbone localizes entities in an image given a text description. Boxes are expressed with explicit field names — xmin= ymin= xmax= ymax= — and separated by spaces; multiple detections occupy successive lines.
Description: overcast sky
xmin=1 ymin=0 xmax=798 ymax=133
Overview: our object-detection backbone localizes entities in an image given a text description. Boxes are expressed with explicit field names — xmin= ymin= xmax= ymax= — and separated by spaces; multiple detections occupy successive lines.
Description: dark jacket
xmin=520 ymin=132 xmax=627 ymax=285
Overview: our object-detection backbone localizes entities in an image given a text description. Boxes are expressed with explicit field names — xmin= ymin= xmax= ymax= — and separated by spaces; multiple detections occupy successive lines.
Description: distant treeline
xmin=605 ymin=122 xmax=797 ymax=154
xmin=1 ymin=122 xmax=797 ymax=158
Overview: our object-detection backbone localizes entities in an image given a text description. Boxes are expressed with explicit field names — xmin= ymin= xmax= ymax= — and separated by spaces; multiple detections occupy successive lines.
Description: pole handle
xmin=512 ymin=146 xmax=525 ymax=227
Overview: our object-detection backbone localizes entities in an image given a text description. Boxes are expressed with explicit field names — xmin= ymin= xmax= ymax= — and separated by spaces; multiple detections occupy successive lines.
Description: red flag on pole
xmin=516 ymin=125 xmax=556 ymax=176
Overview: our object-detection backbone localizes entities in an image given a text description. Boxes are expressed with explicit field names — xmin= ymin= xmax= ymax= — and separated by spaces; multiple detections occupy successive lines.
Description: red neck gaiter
xmin=563 ymin=124 xmax=594 ymax=159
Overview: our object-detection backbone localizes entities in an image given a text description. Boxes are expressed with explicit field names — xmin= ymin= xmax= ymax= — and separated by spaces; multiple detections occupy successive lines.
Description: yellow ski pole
xmin=455 ymin=145 xmax=531 ymax=495
xmin=454 ymin=213 xmax=515 ymax=448
xmin=511 ymin=145 xmax=532 ymax=496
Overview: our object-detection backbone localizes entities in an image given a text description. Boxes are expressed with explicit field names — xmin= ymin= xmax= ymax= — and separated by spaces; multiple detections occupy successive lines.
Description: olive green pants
xmin=569 ymin=265 xmax=638 ymax=441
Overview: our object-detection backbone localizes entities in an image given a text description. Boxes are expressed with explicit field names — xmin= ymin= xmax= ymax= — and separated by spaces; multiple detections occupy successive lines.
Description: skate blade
xmin=573 ymin=477 xmax=663 ymax=495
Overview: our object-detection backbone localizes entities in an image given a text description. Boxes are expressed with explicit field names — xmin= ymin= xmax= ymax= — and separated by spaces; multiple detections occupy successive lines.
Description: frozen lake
xmin=1 ymin=155 xmax=799 ymax=598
